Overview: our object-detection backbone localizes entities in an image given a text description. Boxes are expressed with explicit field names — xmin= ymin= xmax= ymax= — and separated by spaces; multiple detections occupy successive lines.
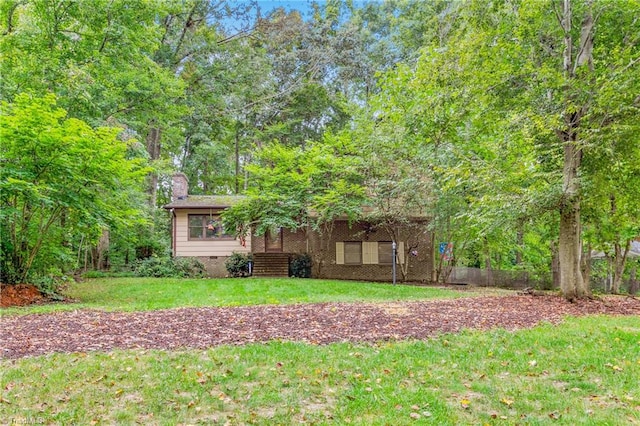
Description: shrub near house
xmin=225 ymin=253 xmax=252 ymax=277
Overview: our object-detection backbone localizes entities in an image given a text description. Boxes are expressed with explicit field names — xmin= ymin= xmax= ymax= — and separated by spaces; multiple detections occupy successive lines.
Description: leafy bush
xmin=133 ymin=257 xmax=206 ymax=278
xmin=32 ymin=270 xmax=72 ymax=300
xmin=289 ymin=253 xmax=312 ymax=278
xmin=225 ymin=252 xmax=252 ymax=277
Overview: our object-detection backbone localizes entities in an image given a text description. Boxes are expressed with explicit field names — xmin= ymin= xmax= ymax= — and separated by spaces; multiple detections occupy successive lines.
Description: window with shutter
xmin=378 ymin=242 xmax=394 ymax=264
xmin=344 ymin=242 xmax=362 ymax=265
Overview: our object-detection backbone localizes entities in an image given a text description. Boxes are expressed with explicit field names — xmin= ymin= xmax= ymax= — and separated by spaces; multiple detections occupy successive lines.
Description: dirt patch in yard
xmin=1 ymin=295 xmax=639 ymax=359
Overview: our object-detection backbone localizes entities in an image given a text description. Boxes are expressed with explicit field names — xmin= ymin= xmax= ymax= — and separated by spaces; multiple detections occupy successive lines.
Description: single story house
xmin=163 ymin=174 xmax=251 ymax=277
xmin=164 ymin=174 xmax=435 ymax=281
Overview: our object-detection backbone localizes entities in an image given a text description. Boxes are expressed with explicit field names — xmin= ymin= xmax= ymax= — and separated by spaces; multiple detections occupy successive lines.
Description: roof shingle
xmin=163 ymin=195 xmax=246 ymax=209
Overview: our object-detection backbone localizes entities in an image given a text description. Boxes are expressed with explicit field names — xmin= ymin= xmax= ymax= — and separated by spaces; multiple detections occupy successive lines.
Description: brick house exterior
xmin=165 ymin=174 xmax=435 ymax=282
xmin=305 ymin=220 xmax=435 ymax=282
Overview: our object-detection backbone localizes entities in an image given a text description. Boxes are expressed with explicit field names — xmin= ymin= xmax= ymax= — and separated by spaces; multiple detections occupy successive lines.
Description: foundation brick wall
xmin=196 ymin=256 xmax=230 ymax=277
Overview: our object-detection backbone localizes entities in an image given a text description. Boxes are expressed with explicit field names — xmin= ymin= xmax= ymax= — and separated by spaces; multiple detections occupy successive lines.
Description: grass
xmin=2 ymin=315 xmax=639 ymax=424
xmin=1 ymin=277 xmax=491 ymax=315
xmin=2 ymin=278 xmax=636 ymax=423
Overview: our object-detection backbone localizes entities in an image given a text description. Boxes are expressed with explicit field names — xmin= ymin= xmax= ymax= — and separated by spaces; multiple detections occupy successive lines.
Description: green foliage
xmin=348 ymin=0 xmax=640 ymax=292
xmin=224 ymin=252 xmax=253 ymax=278
xmin=2 ymin=0 xmax=637 ymax=295
xmin=223 ymin=139 xmax=366 ymax=238
xmin=0 ymin=0 xmax=185 ymax=127
xmin=31 ymin=271 xmax=72 ymax=300
xmin=0 ymin=93 xmax=149 ymax=284
xmin=440 ymin=0 xmax=640 ymax=296
xmin=132 ymin=257 xmax=206 ymax=279
xmin=289 ymin=253 xmax=312 ymax=278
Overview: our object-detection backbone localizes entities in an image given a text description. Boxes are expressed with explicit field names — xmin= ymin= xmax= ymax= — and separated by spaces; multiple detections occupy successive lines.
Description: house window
xmin=188 ymin=215 xmax=233 ymax=240
xmin=344 ymin=242 xmax=362 ymax=265
xmin=378 ymin=242 xmax=394 ymax=264
xmin=337 ymin=241 xmax=404 ymax=265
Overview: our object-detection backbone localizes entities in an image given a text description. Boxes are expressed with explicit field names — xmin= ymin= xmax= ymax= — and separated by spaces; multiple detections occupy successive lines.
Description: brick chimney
xmin=172 ymin=173 xmax=189 ymax=201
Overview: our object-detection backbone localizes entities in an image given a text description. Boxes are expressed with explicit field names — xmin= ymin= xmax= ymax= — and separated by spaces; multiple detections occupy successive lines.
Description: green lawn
xmin=1 ymin=277 xmax=487 ymax=315
xmin=2 ymin=278 xmax=637 ymax=424
xmin=2 ymin=316 xmax=639 ymax=425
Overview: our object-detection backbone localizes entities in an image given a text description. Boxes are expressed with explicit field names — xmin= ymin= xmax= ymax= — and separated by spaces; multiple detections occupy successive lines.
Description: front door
xmin=265 ymin=228 xmax=283 ymax=252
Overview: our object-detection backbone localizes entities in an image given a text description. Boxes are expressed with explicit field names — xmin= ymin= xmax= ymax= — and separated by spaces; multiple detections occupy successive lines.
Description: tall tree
xmin=0 ymin=94 xmax=148 ymax=283
xmin=0 ymin=0 xmax=184 ymax=127
xmin=447 ymin=0 xmax=640 ymax=299
xmin=222 ymin=137 xmax=366 ymax=274
xmin=344 ymin=0 xmax=640 ymax=296
xmin=0 ymin=0 xmax=187 ymax=210
xmin=151 ymin=0 xmax=258 ymax=195
xmin=583 ymin=124 xmax=640 ymax=293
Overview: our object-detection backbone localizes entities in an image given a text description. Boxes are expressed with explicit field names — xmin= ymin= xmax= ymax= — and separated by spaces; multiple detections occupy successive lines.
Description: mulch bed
xmin=0 ymin=284 xmax=45 ymax=308
xmin=2 ymin=295 xmax=639 ymax=359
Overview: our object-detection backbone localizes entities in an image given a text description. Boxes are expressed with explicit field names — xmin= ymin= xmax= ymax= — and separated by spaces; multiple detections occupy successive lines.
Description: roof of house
xmin=590 ymin=240 xmax=640 ymax=259
xmin=163 ymin=195 xmax=246 ymax=209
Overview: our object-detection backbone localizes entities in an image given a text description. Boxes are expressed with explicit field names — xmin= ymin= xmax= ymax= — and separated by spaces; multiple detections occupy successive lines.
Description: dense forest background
xmin=1 ymin=0 xmax=638 ymax=298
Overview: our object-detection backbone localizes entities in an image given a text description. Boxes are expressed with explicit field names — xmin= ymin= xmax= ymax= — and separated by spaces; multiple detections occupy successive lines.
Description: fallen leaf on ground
xmin=2 ymin=296 xmax=639 ymax=359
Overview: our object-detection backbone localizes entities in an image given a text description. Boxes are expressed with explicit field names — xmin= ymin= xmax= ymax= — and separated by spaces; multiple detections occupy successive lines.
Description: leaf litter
xmin=1 ymin=295 xmax=639 ymax=359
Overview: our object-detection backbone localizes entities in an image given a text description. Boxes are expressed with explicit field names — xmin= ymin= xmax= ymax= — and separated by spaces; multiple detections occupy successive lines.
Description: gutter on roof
xmin=171 ymin=209 xmax=176 ymax=256
xmin=162 ymin=203 xmax=232 ymax=209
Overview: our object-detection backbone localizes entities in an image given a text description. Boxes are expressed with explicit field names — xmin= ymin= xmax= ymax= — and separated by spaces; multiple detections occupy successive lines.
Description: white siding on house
xmin=174 ymin=209 xmax=251 ymax=257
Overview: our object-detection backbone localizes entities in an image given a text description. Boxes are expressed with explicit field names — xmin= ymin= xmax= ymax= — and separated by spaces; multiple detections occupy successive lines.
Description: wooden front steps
xmin=252 ymin=253 xmax=289 ymax=277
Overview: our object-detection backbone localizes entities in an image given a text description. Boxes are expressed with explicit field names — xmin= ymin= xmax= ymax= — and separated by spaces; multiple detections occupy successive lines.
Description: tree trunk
xmin=235 ymin=124 xmax=241 ymax=194
xmin=98 ymin=229 xmax=110 ymax=270
xmin=612 ymin=240 xmax=630 ymax=294
xmin=312 ymin=222 xmax=335 ymax=279
xmin=605 ymin=255 xmax=612 ymax=293
xmin=426 ymin=230 xmax=437 ymax=283
xmin=558 ymin=210 xmax=587 ymax=300
xmin=484 ymin=238 xmax=493 ymax=286
xmin=551 ymin=240 xmax=561 ymax=289
xmin=558 ymin=141 xmax=589 ymax=300
xmin=515 ymin=226 xmax=524 ymax=265
xmin=434 ymin=232 xmax=442 ymax=283
xmin=607 ymin=195 xmax=630 ymax=294
xmin=557 ymin=0 xmax=594 ymax=300
xmin=146 ymin=126 xmax=162 ymax=208
xmin=629 ymin=266 xmax=638 ymax=295
xmin=581 ymin=241 xmax=591 ymax=289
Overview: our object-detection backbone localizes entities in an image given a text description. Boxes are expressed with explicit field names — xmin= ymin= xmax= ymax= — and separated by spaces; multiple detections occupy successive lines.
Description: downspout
xmin=171 ymin=209 xmax=177 ymax=257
